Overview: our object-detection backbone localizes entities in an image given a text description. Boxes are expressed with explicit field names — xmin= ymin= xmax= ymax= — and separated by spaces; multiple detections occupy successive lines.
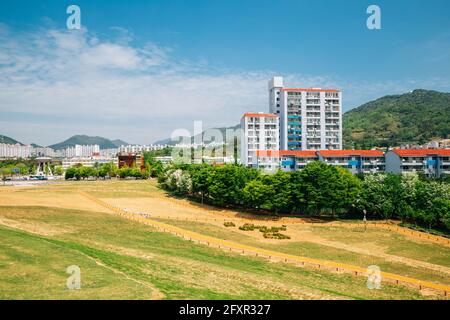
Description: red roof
xmin=255 ymin=150 xmax=281 ymax=157
xmin=255 ymin=150 xmax=318 ymax=158
xmin=319 ymin=150 xmax=384 ymax=157
xmin=242 ymin=112 xmax=278 ymax=118
xmin=279 ymin=150 xmax=318 ymax=158
xmin=392 ymin=149 xmax=450 ymax=157
xmin=282 ymin=88 xmax=340 ymax=93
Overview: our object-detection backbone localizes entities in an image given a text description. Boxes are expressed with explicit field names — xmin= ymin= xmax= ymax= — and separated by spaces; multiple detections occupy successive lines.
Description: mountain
xmin=49 ymin=135 xmax=122 ymax=150
xmin=343 ymin=89 xmax=450 ymax=149
xmin=0 ymin=135 xmax=23 ymax=145
xmin=111 ymin=139 xmax=129 ymax=147
xmin=153 ymin=124 xmax=241 ymax=146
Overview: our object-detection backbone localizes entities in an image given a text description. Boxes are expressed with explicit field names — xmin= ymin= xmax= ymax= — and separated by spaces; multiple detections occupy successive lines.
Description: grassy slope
xmin=153 ymin=219 xmax=450 ymax=286
xmin=0 ymin=206 xmax=425 ymax=300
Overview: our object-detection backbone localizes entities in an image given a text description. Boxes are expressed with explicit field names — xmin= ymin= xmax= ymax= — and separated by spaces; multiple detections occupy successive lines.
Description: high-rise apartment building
xmin=268 ymin=76 xmax=342 ymax=151
xmin=240 ymin=112 xmax=279 ymax=166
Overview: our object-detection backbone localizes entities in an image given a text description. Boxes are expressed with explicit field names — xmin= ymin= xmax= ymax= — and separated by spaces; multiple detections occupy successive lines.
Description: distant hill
xmin=111 ymin=139 xmax=129 ymax=147
xmin=0 ymin=135 xmax=23 ymax=145
xmin=343 ymin=89 xmax=450 ymax=149
xmin=49 ymin=135 xmax=125 ymax=150
xmin=153 ymin=124 xmax=241 ymax=146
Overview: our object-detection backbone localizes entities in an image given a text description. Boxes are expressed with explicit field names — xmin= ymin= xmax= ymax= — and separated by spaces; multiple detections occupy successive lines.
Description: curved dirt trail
xmin=80 ymin=192 xmax=450 ymax=296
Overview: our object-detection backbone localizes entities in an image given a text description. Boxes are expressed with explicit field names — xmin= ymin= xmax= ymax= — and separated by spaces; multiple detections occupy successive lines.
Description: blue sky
xmin=0 ymin=0 xmax=449 ymax=145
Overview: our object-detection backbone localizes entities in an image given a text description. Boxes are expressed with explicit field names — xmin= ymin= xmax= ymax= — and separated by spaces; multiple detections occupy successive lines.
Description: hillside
xmin=343 ymin=89 xmax=450 ymax=149
xmin=49 ymin=135 xmax=125 ymax=150
xmin=0 ymin=135 xmax=23 ymax=145
xmin=111 ymin=139 xmax=129 ymax=147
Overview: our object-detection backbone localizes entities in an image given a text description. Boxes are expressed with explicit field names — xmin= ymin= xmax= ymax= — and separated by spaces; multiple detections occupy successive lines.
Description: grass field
xmin=0 ymin=180 xmax=449 ymax=300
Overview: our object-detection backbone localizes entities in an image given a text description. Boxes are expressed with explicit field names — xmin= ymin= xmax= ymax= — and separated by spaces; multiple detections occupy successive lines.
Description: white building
xmin=65 ymin=145 xmax=100 ymax=158
xmin=240 ymin=112 xmax=279 ymax=166
xmin=62 ymin=156 xmax=117 ymax=170
xmin=385 ymin=149 xmax=450 ymax=178
xmin=268 ymin=76 xmax=342 ymax=151
xmin=32 ymin=147 xmax=57 ymax=158
xmin=0 ymin=143 xmax=33 ymax=158
xmin=118 ymin=144 xmax=167 ymax=154
xmin=100 ymin=148 xmax=119 ymax=158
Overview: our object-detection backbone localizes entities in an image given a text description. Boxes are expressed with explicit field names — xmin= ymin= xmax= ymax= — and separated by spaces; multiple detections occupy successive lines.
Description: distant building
xmin=100 ymin=148 xmax=118 ymax=158
xmin=65 ymin=145 xmax=100 ymax=158
xmin=62 ymin=156 xmax=117 ymax=169
xmin=385 ymin=149 xmax=450 ymax=177
xmin=32 ymin=147 xmax=56 ymax=158
xmin=118 ymin=144 xmax=167 ymax=154
xmin=268 ymin=76 xmax=342 ymax=151
xmin=240 ymin=112 xmax=279 ymax=166
xmin=118 ymin=153 xmax=144 ymax=170
xmin=0 ymin=143 xmax=33 ymax=158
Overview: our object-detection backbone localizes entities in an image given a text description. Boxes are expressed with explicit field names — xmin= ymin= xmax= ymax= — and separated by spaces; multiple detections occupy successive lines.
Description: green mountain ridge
xmin=0 ymin=135 xmax=23 ymax=145
xmin=153 ymin=124 xmax=241 ymax=146
xmin=343 ymin=89 xmax=450 ymax=149
xmin=49 ymin=135 xmax=129 ymax=150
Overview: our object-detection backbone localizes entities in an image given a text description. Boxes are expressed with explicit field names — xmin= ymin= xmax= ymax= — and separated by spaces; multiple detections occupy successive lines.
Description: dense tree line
xmin=158 ymin=162 xmax=450 ymax=233
xmin=65 ymin=162 xmax=148 ymax=180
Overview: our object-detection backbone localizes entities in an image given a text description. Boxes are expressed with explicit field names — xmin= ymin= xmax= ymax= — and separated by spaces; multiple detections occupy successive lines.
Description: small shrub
xmin=224 ymin=221 xmax=235 ymax=227
xmin=263 ymin=232 xmax=291 ymax=240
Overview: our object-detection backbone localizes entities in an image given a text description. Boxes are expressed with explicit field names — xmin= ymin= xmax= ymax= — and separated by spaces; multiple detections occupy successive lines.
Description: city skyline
xmin=1 ymin=0 xmax=450 ymax=145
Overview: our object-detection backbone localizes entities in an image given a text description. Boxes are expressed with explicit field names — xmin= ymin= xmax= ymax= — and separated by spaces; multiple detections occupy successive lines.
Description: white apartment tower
xmin=240 ymin=112 xmax=279 ymax=166
xmin=269 ymin=76 xmax=342 ymax=151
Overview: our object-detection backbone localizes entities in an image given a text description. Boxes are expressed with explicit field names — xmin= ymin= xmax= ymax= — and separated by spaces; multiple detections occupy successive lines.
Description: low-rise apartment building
xmin=253 ymin=149 xmax=385 ymax=174
xmin=385 ymin=149 xmax=450 ymax=177
xmin=318 ymin=150 xmax=385 ymax=174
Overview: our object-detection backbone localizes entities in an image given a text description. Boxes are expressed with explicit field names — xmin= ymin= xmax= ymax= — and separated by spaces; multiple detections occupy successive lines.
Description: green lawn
xmin=0 ymin=205 xmax=428 ymax=300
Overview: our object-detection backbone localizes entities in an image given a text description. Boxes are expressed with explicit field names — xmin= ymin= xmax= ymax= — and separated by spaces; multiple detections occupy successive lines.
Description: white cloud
xmin=0 ymin=25 xmax=448 ymax=145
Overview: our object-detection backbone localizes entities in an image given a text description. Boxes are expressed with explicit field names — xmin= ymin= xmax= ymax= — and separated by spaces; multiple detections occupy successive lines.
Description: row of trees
xmin=158 ymin=162 xmax=450 ymax=232
xmin=65 ymin=162 xmax=148 ymax=180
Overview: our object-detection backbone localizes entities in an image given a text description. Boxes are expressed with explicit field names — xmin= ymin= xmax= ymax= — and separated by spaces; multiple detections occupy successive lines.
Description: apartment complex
xmin=268 ymin=76 xmax=342 ymax=151
xmin=118 ymin=144 xmax=167 ymax=154
xmin=385 ymin=149 xmax=450 ymax=177
xmin=65 ymin=144 xmax=100 ymax=158
xmin=0 ymin=143 xmax=33 ymax=158
xmin=240 ymin=112 xmax=279 ymax=166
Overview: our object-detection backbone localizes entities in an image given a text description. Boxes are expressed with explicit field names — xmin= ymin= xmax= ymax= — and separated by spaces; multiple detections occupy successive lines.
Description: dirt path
xmin=82 ymin=192 xmax=450 ymax=296
xmin=105 ymin=195 xmax=450 ymax=246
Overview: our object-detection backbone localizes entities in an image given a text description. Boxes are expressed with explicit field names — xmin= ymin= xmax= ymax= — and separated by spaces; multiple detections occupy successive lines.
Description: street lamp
xmin=363 ymin=209 xmax=367 ymax=232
